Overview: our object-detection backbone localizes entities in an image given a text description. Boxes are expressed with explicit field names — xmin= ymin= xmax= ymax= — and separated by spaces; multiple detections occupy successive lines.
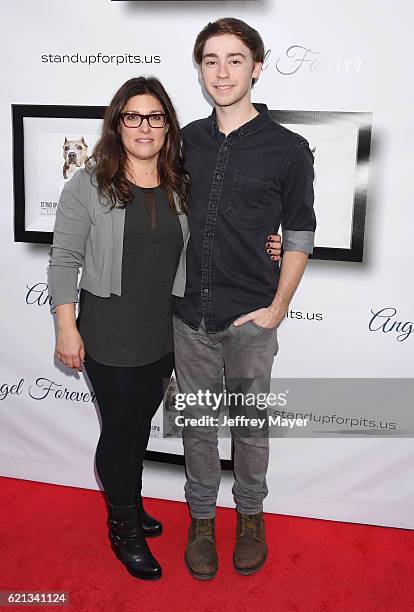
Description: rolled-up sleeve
xmin=280 ymin=141 xmax=316 ymax=254
xmin=48 ymin=170 xmax=91 ymax=308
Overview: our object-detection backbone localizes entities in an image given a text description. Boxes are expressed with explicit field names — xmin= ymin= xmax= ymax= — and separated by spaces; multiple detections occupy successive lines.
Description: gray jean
xmin=173 ymin=315 xmax=279 ymax=518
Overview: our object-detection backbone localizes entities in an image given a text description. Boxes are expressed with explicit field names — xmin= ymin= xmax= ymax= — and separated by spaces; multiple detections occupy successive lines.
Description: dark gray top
xmin=77 ymin=184 xmax=183 ymax=366
xmin=49 ymin=169 xmax=189 ymax=307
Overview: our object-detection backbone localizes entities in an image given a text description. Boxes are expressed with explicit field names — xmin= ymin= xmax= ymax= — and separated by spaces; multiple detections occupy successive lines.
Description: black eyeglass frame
xmin=119 ymin=112 xmax=168 ymax=128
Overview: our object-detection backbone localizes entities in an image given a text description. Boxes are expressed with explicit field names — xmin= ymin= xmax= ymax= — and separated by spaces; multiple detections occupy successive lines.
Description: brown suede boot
xmin=233 ymin=511 xmax=267 ymax=575
xmin=185 ymin=517 xmax=218 ymax=580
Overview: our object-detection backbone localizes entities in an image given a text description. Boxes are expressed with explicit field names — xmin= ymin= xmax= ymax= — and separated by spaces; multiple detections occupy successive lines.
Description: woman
xmin=49 ymin=76 xmax=281 ymax=581
xmin=49 ymin=77 xmax=189 ymax=581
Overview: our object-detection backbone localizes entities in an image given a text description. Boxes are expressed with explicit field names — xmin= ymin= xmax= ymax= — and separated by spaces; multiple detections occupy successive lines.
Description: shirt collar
xmin=210 ymin=103 xmax=270 ymax=137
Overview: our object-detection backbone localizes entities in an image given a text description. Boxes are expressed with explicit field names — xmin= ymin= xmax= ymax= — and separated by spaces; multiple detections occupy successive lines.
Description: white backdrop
xmin=1 ymin=0 xmax=413 ymax=529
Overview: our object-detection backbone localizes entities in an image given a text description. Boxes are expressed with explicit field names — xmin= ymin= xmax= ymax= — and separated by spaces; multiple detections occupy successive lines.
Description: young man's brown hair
xmin=193 ymin=17 xmax=265 ymax=85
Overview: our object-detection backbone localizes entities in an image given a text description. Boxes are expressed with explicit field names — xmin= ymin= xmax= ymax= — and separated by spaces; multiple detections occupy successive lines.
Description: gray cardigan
xmin=48 ymin=168 xmax=190 ymax=307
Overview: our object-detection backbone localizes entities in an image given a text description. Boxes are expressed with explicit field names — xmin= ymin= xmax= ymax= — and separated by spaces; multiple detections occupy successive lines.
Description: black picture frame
xmin=12 ymin=104 xmax=106 ymax=244
xmin=269 ymin=109 xmax=372 ymax=263
xmin=13 ymin=105 xmax=371 ymax=263
xmin=144 ymin=449 xmax=233 ymax=471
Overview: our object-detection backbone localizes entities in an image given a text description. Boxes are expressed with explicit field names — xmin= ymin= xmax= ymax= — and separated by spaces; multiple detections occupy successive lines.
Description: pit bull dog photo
xmin=62 ymin=137 xmax=88 ymax=179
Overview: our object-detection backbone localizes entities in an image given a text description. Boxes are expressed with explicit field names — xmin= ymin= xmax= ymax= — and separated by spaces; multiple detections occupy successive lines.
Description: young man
xmin=173 ymin=18 xmax=316 ymax=579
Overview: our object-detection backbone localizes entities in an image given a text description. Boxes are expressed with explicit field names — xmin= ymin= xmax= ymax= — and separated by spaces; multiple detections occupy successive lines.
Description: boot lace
xmin=239 ymin=513 xmax=263 ymax=539
xmin=193 ymin=518 xmax=214 ymax=538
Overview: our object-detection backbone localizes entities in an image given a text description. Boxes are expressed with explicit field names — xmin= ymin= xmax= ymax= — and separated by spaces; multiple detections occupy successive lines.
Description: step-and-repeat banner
xmin=1 ymin=1 xmax=413 ymax=529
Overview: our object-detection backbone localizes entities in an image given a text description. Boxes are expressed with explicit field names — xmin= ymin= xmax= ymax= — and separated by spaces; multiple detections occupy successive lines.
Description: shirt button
xmin=203 ymin=288 xmax=209 ymax=294
xmin=216 ymin=174 xmax=222 ymax=181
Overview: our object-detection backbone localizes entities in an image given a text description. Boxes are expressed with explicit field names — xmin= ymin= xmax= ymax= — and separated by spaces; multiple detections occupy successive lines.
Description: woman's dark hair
xmin=193 ymin=18 xmax=265 ymax=86
xmin=87 ymin=76 xmax=189 ymax=213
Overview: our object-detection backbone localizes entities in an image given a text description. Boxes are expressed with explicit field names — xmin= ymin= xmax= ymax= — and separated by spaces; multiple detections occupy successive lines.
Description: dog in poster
xmin=62 ymin=137 xmax=88 ymax=179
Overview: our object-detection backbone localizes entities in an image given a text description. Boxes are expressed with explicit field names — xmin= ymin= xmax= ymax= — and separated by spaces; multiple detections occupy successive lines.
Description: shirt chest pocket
xmin=226 ymin=173 xmax=275 ymax=227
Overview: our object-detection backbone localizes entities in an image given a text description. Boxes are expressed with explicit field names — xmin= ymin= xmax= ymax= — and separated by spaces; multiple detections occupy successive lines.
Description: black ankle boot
xmin=136 ymin=495 xmax=163 ymax=538
xmin=108 ymin=503 xmax=162 ymax=580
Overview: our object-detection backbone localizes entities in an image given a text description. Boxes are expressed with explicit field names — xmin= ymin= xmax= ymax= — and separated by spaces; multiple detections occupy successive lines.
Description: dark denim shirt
xmin=174 ymin=103 xmax=316 ymax=333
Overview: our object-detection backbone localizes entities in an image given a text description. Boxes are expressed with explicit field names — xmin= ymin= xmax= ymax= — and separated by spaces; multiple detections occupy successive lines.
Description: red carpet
xmin=1 ymin=476 xmax=413 ymax=612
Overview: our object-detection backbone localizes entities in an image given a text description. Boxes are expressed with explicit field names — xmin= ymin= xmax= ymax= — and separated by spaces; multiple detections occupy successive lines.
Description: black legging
xmin=84 ymin=351 xmax=174 ymax=506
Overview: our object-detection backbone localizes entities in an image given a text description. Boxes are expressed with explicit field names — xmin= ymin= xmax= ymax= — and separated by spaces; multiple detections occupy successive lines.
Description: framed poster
xmin=146 ymin=376 xmax=233 ymax=470
xmin=270 ymin=110 xmax=372 ymax=262
xmin=13 ymin=105 xmax=372 ymax=263
xmin=13 ymin=104 xmax=105 ymax=243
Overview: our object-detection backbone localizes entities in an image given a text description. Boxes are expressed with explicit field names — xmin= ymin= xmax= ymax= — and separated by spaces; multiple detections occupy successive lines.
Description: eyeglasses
xmin=120 ymin=112 xmax=168 ymax=128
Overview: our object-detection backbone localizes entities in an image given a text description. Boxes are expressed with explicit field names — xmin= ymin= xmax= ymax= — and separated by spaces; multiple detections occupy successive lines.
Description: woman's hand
xmin=266 ymin=234 xmax=282 ymax=260
xmin=56 ymin=327 xmax=85 ymax=372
